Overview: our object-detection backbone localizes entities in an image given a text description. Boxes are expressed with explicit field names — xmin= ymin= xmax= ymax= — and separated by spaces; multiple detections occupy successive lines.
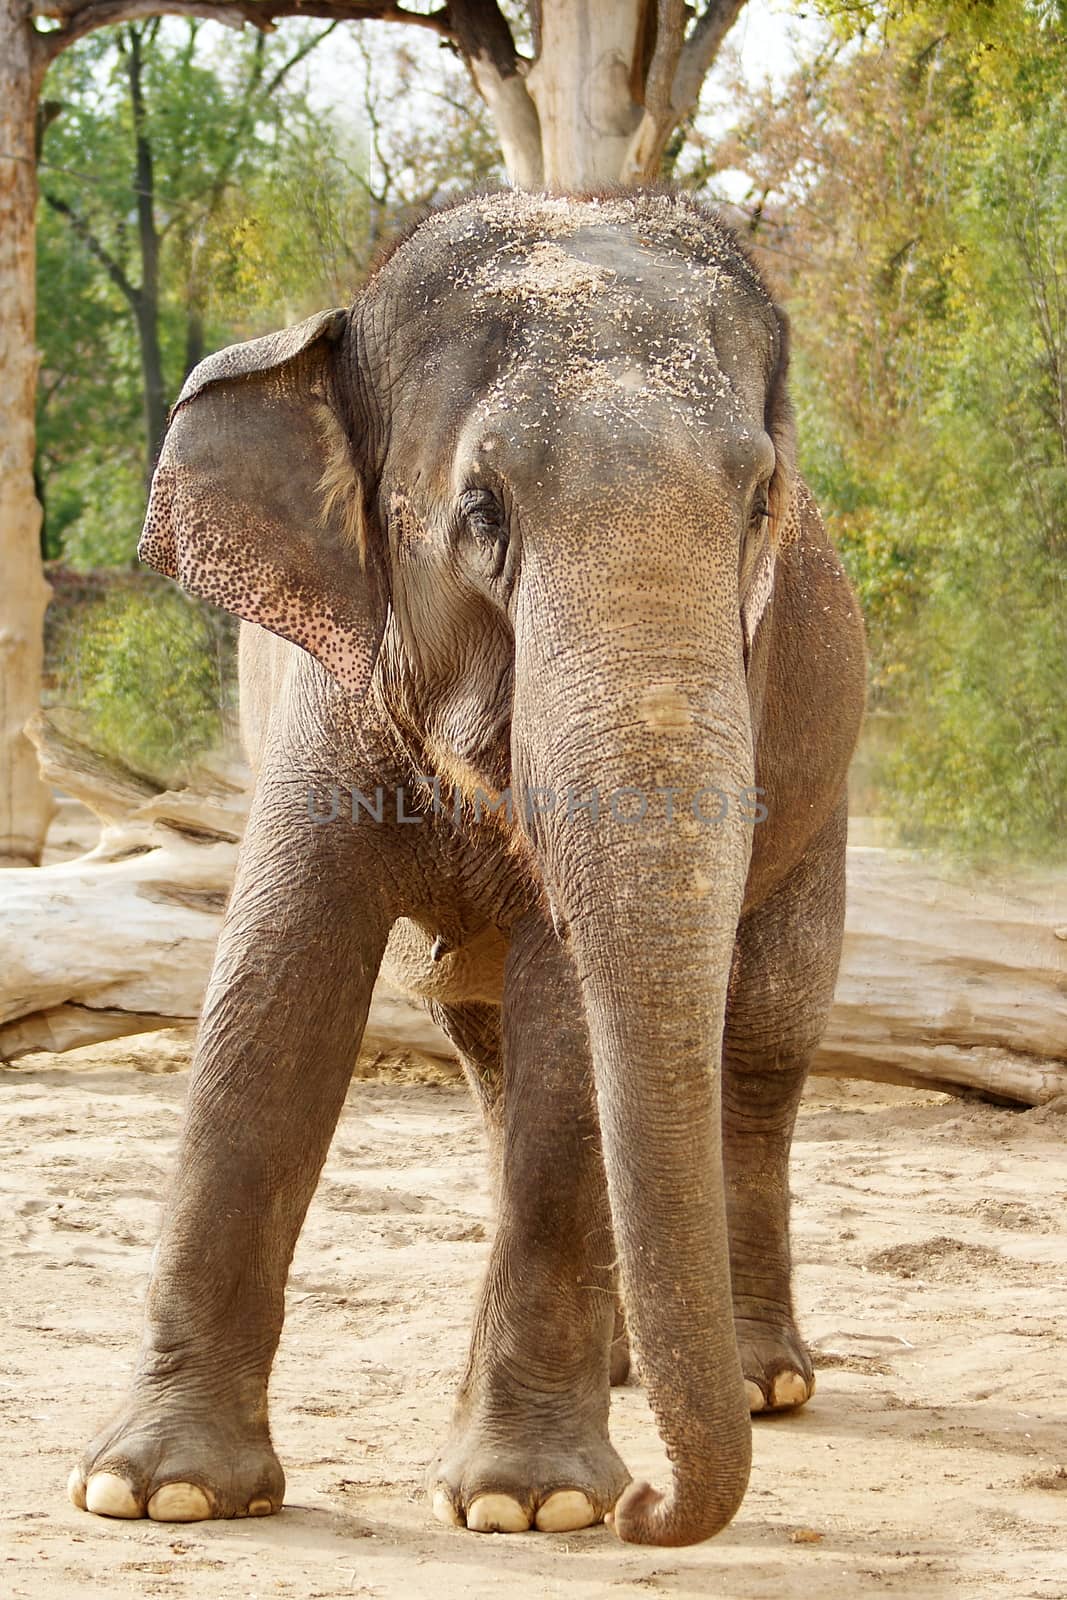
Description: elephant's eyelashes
xmin=457 ymin=488 xmax=509 ymax=578
xmin=458 ymin=488 xmax=505 ymax=539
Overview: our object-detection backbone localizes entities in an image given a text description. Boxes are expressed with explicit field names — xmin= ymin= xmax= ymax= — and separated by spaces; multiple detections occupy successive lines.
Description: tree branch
xmin=261 ymin=0 xmax=451 ymax=35
xmin=448 ymin=0 xmax=525 ymax=79
xmin=33 ymin=0 xmax=451 ymax=63
xmin=42 ymin=191 xmax=141 ymax=309
xmin=36 ymin=0 xmax=264 ymax=60
xmin=671 ymin=0 xmax=747 ymax=122
xmin=642 ymin=0 xmax=686 ymax=120
xmin=262 ymin=16 xmax=336 ymax=97
xmin=623 ymin=0 xmax=687 ymax=178
xmin=448 ymin=0 xmax=542 ymax=186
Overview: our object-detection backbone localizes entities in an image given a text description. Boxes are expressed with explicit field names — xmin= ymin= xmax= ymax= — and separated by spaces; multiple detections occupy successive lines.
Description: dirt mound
xmin=866 ymin=1235 xmax=1012 ymax=1281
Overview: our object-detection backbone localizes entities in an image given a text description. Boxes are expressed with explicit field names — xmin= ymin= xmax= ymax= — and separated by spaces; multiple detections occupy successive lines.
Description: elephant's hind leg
xmin=430 ymin=912 xmax=629 ymax=1534
xmin=723 ymin=799 xmax=848 ymax=1414
xmin=430 ymin=1000 xmax=505 ymax=1190
xmin=70 ymin=757 xmax=391 ymax=1522
xmin=433 ymin=997 xmax=632 ymax=1387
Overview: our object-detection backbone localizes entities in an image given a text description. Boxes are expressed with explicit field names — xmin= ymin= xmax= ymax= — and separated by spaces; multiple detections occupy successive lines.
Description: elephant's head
xmin=140 ymin=191 xmax=797 ymax=1546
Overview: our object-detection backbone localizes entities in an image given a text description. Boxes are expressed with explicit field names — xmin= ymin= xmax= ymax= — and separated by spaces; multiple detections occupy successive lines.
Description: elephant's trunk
xmin=513 ymin=528 xmax=755 ymax=1546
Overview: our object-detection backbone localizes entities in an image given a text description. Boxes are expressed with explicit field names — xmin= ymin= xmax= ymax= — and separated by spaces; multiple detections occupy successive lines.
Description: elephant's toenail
xmin=745 ymin=1379 xmax=766 ymax=1413
xmin=247 ymin=1497 xmax=274 ymax=1517
xmin=770 ymin=1371 xmax=810 ymax=1409
xmin=67 ymin=1467 xmax=87 ymax=1511
xmin=431 ymin=1487 xmax=462 ymax=1527
xmin=147 ymin=1482 xmax=213 ymax=1522
xmin=467 ymin=1494 xmax=530 ymax=1533
xmin=85 ymin=1472 xmax=141 ymax=1519
xmin=535 ymin=1490 xmax=596 ymax=1532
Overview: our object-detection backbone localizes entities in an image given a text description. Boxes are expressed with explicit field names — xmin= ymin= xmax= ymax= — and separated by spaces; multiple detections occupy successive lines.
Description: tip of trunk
xmin=610 ymin=1452 xmax=750 ymax=1548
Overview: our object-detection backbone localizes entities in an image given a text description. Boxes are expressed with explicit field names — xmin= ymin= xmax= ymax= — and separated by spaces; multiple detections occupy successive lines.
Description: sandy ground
xmin=1 ymin=1033 xmax=1065 ymax=1600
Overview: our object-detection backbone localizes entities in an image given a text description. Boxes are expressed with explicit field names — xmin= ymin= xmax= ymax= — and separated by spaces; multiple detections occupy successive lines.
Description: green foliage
xmin=51 ymin=586 xmax=234 ymax=783
xmin=36 ymin=20 xmax=499 ymax=573
xmin=707 ymin=1 xmax=1067 ymax=859
xmin=36 ymin=20 xmax=367 ymax=566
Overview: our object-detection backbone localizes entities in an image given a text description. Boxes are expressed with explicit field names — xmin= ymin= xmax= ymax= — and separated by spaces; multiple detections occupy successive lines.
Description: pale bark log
xmin=814 ymin=848 xmax=1067 ymax=1105
xmin=0 ymin=716 xmax=453 ymax=1063
xmin=0 ymin=3 xmax=54 ymax=866
xmin=3 ymin=725 xmax=1065 ymax=1104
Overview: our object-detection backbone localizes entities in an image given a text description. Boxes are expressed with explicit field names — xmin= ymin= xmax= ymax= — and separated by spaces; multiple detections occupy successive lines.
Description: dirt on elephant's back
xmin=2 ymin=1034 xmax=1064 ymax=1599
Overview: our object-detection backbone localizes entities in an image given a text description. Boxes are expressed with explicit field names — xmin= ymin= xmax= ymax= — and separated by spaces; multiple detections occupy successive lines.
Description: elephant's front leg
xmin=431 ymin=911 xmax=629 ymax=1535
xmin=70 ymin=767 xmax=390 ymax=1522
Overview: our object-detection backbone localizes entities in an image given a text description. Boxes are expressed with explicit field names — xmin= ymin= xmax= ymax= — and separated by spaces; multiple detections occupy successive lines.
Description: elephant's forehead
xmin=460 ymin=268 xmax=770 ymax=446
xmin=371 ymin=191 xmax=776 ymax=334
xmin=468 ymin=334 xmax=758 ymax=451
xmin=369 ymin=192 xmax=780 ymax=467
xmin=402 ymin=189 xmax=766 ymax=276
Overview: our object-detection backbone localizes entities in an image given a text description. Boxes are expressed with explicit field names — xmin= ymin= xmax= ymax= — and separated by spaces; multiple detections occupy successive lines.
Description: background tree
xmin=702 ymin=0 xmax=1066 ymax=855
xmin=41 ymin=20 xmax=339 ymax=489
xmin=37 ymin=19 xmax=344 ymax=555
xmin=40 ymin=19 xmax=503 ymax=780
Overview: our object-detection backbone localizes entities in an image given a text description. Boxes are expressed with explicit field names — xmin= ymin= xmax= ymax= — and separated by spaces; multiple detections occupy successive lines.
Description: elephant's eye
xmin=459 ymin=487 xmax=504 ymax=539
xmin=457 ymin=488 xmax=508 ymax=577
xmin=749 ymin=493 xmax=770 ymax=529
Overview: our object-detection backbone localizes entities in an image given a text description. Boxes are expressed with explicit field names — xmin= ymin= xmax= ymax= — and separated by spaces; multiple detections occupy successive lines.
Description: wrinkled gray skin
xmin=70 ymin=192 xmax=865 ymax=1548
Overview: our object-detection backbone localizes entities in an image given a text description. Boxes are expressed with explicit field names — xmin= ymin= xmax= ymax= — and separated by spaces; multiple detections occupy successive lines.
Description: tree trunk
xmin=526 ymin=0 xmax=646 ymax=186
xmin=0 ymin=2 xmax=54 ymax=866
xmin=134 ymin=293 xmax=168 ymax=485
xmin=126 ymin=25 xmax=168 ymax=482
xmin=463 ymin=0 xmax=749 ymax=190
xmin=184 ymin=304 xmax=205 ymax=380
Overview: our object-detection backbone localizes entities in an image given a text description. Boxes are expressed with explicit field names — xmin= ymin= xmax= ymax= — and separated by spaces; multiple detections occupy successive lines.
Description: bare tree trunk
xmin=0 ymin=1 xmax=54 ymax=866
xmin=480 ymin=0 xmax=749 ymax=190
xmin=526 ymin=0 xmax=645 ymax=186
xmin=125 ymin=24 xmax=168 ymax=483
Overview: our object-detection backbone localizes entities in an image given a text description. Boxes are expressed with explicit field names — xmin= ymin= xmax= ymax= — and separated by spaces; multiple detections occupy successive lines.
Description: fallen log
xmin=3 ymin=716 xmax=1065 ymax=1104
xmin=819 ymin=848 xmax=1067 ymax=1105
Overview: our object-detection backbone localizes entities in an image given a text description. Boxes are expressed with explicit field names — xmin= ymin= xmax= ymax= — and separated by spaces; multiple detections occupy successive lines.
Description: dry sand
xmin=1 ymin=1033 xmax=1064 ymax=1599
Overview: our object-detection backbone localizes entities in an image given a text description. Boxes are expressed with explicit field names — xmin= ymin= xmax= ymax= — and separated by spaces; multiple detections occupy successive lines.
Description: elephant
xmin=68 ymin=189 xmax=866 ymax=1548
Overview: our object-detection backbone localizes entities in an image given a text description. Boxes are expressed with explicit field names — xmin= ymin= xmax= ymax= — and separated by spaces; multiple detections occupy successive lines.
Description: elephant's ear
xmin=139 ymin=309 xmax=386 ymax=699
xmin=765 ymin=306 xmax=797 ymax=551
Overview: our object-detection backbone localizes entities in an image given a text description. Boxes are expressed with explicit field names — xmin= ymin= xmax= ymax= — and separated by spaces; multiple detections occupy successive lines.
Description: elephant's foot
xmin=430 ymin=1402 xmax=630 ymax=1534
xmin=735 ymin=1315 xmax=815 ymax=1413
xmin=70 ymin=1388 xmax=284 ymax=1521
